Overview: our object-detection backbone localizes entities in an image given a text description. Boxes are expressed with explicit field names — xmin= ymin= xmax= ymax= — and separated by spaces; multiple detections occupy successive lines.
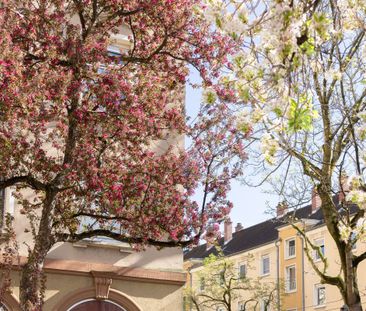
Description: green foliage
xmin=287 ymin=94 xmax=318 ymax=132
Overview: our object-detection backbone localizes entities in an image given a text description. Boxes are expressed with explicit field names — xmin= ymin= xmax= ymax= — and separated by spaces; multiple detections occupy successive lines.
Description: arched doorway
xmin=67 ymin=299 xmax=126 ymax=311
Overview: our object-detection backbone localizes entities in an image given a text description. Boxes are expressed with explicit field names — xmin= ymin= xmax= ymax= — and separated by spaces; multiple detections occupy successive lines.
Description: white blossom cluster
xmin=202 ymin=0 xmax=366 ymax=245
xmin=260 ymin=133 xmax=279 ymax=165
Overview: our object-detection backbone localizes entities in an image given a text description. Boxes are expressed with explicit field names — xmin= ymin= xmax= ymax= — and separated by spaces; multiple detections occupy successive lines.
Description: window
xmin=219 ymin=270 xmax=225 ymax=285
xmin=239 ymin=263 xmax=246 ymax=279
xmin=238 ymin=301 xmax=245 ymax=311
xmin=351 ymin=232 xmax=357 ymax=250
xmin=314 ymin=284 xmax=326 ymax=306
xmin=67 ymin=299 xmax=124 ymax=311
xmin=199 ymin=277 xmax=205 ymax=291
xmin=216 ymin=307 xmax=225 ymax=311
xmin=314 ymin=238 xmax=325 ymax=261
xmin=0 ymin=304 xmax=9 ymax=311
xmin=285 ymin=238 xmax=296 ymax=259
xmin=260 ymin=300 xmax=270 ymax=311
xmin=285 ymin=265 xmax=296 ymax=292
xmin=261 ymin=255 xmax=270 ymax=275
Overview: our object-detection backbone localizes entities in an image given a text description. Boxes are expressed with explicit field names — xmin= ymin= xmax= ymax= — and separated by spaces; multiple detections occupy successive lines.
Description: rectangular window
xmin=314 ymin=284 xmax=326 ymax=306
xmin=351 ymin=232 xmax=357 ymax=250
xmin=285 ymin=238 xmax=296 ymax=259
xmin=219 ymin=270 xmax=225 ymax=285
xmin=285 ymin=265 xmax=296 ymax=292
xmin=260 ymin=300 xmax=270 ymax=311
xmin=314 ymin=238 xmax=325 ymax=261
xmin=199 ymin=277 xmax=205 ymax=291
xmin=239 ymin=263 xmax=246 ymax=279
xmin=238 ymin=302 xmax=245 ymax=311
xmin=261 ymin=255 xmax=270 ymax=275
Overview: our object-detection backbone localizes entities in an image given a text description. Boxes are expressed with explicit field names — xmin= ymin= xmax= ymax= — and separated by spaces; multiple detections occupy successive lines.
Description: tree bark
xmin=19 ymin=190 xmax=56 ymax=311
xmin=345 ymin=249 xmax=362 ymax=311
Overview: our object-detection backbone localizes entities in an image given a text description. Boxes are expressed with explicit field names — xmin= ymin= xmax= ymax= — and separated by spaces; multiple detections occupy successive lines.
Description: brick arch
xmin=54 ymin=287 xmax=142 ymax=311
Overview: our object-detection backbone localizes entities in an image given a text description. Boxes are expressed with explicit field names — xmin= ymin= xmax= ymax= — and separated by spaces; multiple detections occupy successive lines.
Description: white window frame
xmin=314 ymin=284 xmax=326 ymax=307
xmin=261 ymin=254 xmax=270 ymax=276
xmin=238 ymin=262 xmax=247 ymax=279
xmin=285 ymin=265 xmax=297 ymax=293
xmin=285 ymin=238 xmax=296 ymax=259
xmin=313 ymin=238 xmax=325 ymax=262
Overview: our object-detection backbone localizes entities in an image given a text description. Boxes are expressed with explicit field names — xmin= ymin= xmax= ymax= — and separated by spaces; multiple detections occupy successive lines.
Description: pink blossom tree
xmin=0 ymin=1 xmax=246 ymax=309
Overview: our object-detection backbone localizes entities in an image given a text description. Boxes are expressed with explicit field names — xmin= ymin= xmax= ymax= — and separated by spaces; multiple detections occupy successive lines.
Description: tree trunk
xmin=318 ymin=186 xmax=363 ymax=311
xmin=19 ymin=190 xmax=55 ymax=310
xmin=345 ymin=249 xmax=362 ymax=311
xmin=19 ymin=251 xmax=49 ymax=310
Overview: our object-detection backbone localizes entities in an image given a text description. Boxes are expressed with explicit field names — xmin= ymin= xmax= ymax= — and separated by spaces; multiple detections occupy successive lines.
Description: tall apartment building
xmin=184 ymin=191 xmax=366 ymax=311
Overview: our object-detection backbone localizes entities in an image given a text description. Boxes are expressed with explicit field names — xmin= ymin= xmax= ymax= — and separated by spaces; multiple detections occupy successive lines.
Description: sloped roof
xmin=184 ymin=195 xmax=358 ymax=261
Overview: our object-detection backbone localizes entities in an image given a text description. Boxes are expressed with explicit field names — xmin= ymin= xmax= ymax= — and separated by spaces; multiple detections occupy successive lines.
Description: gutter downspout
xmin=299 ymin=235 xmax=305 ymax=311
xmin=275 ymin=239 xmax=281 ymax=311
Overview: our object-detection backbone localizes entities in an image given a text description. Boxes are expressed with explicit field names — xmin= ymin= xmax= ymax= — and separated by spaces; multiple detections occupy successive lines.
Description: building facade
xmin=184 ymin=191 xmax=366 ymax=311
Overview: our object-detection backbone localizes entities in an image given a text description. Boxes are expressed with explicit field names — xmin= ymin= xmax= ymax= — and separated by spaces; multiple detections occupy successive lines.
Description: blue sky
xmin=185 ymin=69 xmax=278 ymax=229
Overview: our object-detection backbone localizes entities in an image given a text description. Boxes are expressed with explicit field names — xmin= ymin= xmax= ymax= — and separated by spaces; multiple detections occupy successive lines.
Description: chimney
xmin=224 ymin=219 xmax=233 ymax=242
xmin=339 ymin=172 xmax=350 ymax=202
xmin=312 ymin=187 xmax=322 ymax=213
xmin=276 ymin=201 xmax=288 ymax=217
xmin=235 ymin=222 xmax=244 ymax=232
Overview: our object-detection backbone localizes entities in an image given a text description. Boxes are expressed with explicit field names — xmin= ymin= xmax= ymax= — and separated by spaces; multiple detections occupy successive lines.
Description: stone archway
xmin=54 ymin=288 xmax=142 ymax=311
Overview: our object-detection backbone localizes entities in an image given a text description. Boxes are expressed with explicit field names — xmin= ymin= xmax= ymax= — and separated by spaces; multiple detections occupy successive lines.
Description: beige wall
xmin=4 ymin=270 xmax=183 ymax=311
xmin=303 ymin=225 xmax=366 ymax=311
xmin=189 ymin=242 xmax=278 ymax=311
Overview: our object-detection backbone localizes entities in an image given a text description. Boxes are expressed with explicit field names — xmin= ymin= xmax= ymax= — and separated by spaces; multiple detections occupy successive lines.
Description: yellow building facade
xmin=185 ymin=194 xmax=366 ymax=311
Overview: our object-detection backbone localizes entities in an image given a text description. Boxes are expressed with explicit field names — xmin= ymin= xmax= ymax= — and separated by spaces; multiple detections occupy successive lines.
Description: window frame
xmin=314 ymin=284 xmax=326 ymax=307
xmin=261 ymin=254 xmax=270 ymax=276
xmin=285 ymin=264 xmax=297 ymax=293
xmin=313 ymin=238 xmax=325 ymax=262
xmin=238 ymin=262 xmax=247 ymax=279
xmin=285 ymin=238 xmax=296 ymax=259
xmin=199 ymin=276 xmax=205 ymax=292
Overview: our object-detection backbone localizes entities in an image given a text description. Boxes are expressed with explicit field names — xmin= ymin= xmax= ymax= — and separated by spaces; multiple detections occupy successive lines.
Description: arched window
xmin=67 ymin=299 xmax=126 ymax=311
